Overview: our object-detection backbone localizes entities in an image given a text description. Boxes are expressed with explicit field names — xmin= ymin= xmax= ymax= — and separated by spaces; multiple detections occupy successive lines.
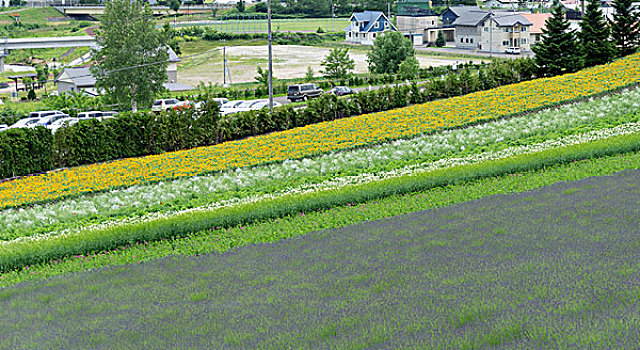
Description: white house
xmin=344 ymin=11 xmax=398 ymax=46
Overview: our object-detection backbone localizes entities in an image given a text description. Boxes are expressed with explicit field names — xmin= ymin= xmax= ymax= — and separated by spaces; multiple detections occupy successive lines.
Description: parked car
xmin=249 ymin=100 xmax=282 ymax=110
xmin=212 ymin=98 xmax=229 ymax=106
xmin=48 ymin=117 xmax=79 ymax=133
xmin=152 ymin=98 xmax=184 ymax=112
xmin=287 ymin=83 xmax=323 ymax=102
xmin=9 ymin=117 xmax=42 ymax=129
xmin=505 ymin=47 xmax=521 ymax=55
xmin=27 ymin=110 xmax=64 ymax=119
xmin=77 ymin=111 xmax=103 ymax=119
xmin=31 ymin=114 xmax=69 ymax=128
xmin=99 ymin=111 xmax=118 ymax=118
xmin=327 ymin=86 xmax=355 ymax=96
xmin=0 ymin=124 xmax=8 ymax=132
xmin=0 ymin=82 xmax=9 ymax=89
xmin=219 ymin=100 xmax=246 ymax=115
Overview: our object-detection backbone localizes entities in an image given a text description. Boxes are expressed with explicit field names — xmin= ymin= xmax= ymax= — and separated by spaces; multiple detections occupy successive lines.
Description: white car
xmin=9 ymin=117 xmax=42 ymax=129
xmin=250 ymin=100 xmax=282 ymax=110
xmin=152 ymin=98 xmax=184 ymax=112
xmin=0 ymin=124 xmax=8 ymax=132
xmin=48 ymin=117 xmax=79 ymax=133
xmin=505 ymin=47 xmax=521 ymax=55
xmin=27 ymin=110 xmax=64 ymax=119
xmin=31 ymin=114 xmax=69 ymax=128
xmin=77 ymin=111 xmax=103 ymax=119
xmin=219 ymin=100 xmax=246 ymax=115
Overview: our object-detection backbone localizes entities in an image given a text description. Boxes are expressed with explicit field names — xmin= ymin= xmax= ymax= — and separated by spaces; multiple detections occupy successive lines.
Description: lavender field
xmin=1 ymin=170 xmax=639 ymax=349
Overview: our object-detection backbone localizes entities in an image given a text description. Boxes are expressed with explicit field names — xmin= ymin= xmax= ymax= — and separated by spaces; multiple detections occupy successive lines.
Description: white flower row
xmin=1 ymin=88 xmax=640 ymax=237
xmin=4 ymin=122 xmax=639 ymax=247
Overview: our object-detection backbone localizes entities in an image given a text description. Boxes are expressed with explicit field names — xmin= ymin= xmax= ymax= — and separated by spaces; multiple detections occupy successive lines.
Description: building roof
xmin=346 ymin=11 xmax=397 ymax=32
xmin=493 ymin=13 xmax=532 ymax=27
xmin=167 ymin=46 xmax=180 ymax=62
xmin=521 ymin=13 xmax=551 ymax=34
xmin=54 ymin=67 xmax=96 ymax=87
xmin=351 ymin=10 xmax=384 ymax=23
xmin=453 ymin=10 xmax=490 ymax=26
xmin=446 ymin=6 xmax=484 ymax=18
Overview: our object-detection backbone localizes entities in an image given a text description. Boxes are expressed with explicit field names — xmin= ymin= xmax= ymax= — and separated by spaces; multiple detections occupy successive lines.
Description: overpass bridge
xmin=56 ymin=4 xmax=231 ymax=16
xmin=0 ymin=36 xmax=97 ymax=72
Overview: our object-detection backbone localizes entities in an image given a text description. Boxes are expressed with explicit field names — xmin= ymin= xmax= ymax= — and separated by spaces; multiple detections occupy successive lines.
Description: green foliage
xmin=3 ymin=130 xmax=640 ymax=272
xmin=367 ymin=31 xmax=416 ymax=74
xmin=579 ymin=0 xmax=616 ymax=67
xmin=436 ymin=30 xmax=446 ymax=47
xmin=316 ymin=26 xmax=325 ymax=33
xmin=0 ymin=128 xmax=53 ymax=179
xmin=321 ymin=47 xmax=355 ymax=79
xmin=254 ymin=66 xmax=271 ymax=90
xmin=92 ymin=0 xmax=169 ymax=111
xmin=236 ymin=0 xmax=245 ymax=13
xmin=610 ymin=0 xmax=640 ymax=57
xmin=305 ymin=66 xmax=314 ymax=82
xmin=26 ymin=89 xmax=36 ymax=101
xmin=398 ymin=56 xmax=420 ymax=80
xmin=533 ymin=4 xmax=582 ymax=76
xmin=169 ymin=0 xmax=181 ymax=13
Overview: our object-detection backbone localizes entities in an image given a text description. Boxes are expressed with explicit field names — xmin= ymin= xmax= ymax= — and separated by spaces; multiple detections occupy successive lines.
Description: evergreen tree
xmin=579 ymin=0 xmax=616 ymax=67
xmin=321 ymin=47 xmax=355 ymax=79
xmin=611 ymin=0 xmax=640 ymax=57
xmin=532 ymin=4 xmax=581 ymax=76
xmin=436 ymin=30 xmax=446 ymax=47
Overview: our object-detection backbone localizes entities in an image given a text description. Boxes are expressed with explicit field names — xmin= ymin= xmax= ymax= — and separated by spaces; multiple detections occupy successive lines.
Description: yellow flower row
xmin=3 ymin=54 xmax=640 ymax=209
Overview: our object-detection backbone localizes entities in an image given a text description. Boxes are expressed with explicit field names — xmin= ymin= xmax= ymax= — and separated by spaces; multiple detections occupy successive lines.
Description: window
xmin=484 ymin=27 xmax=489 ymax=32
xmin=521 ymin=38 xmax=527 ymax=44
xmin=375 ymin=21 xmax=380 ymax=29
xmin=503 ymin=40 xmax=509 ymax=46
xmin=522 ymin=27 xmax=527 ymax=32
xmin=373 ymin=33 xmax=376 ymax=38
xmin=461 ymin=38 xmax=464 ymax=43
xmin=504 ymin=28 xmax=509 ymax=32
xmin=470 ymin=38 xmax=474 ymax=43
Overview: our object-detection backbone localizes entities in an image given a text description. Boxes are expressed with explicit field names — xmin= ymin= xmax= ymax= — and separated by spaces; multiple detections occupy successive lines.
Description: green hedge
xmin=2 ymin=132 xmax=640 ymax=272
xmin=0 ymin=128 xmax=53 ymax=180
xmin=1 ymin=59 xmax=535 ymax=178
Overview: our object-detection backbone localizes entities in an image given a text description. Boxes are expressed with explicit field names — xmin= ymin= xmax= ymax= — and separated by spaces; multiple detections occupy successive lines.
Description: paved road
xmin=416 ymin=46 xmax=534 ymax=59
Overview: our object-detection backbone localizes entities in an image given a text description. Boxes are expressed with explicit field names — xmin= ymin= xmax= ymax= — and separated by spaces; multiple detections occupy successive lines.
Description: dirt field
xmin=178 ymin=45 xmax=485 ymax=86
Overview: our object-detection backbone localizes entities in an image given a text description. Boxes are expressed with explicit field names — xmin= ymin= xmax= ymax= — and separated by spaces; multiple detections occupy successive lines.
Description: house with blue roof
xmin=344 ymin=11 xmax=398 ymax=46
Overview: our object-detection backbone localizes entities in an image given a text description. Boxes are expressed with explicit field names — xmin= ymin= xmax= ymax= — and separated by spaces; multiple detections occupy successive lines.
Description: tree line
xmin=533 ymin=0 xmax=640 ymax=76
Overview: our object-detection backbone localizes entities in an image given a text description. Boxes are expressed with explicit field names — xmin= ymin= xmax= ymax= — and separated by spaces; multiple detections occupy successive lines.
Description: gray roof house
xmin=54 ymin=67 xmax=99 ymax=96
xmin=445 ymin=7 xmax=532 ymax=53
xmin=344 ymin=11 xmax=397 ymax=46
xmin=54 ymin=47 xmax=192 ymax=95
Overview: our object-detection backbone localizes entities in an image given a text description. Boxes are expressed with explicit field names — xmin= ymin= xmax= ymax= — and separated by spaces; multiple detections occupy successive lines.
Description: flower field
xmin=2 ymin=53 xmax=640 ymax=209
xmin=3 ymin=52 xmax=640 ymax=347
xmin=2 ymin=88 xmax=640 ymax=242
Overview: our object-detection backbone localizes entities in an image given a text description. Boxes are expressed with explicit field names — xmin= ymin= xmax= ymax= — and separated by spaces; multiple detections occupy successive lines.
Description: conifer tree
xmin=611 ymin=0 xmax=640 ymax=57
xmin=579 ymin=0 xmax=616 ymax=67
xmin=532 ymin=4 xmax=581 ymax=76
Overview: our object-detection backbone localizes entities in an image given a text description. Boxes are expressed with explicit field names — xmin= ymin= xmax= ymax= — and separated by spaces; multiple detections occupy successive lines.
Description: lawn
xmin=1 ymin=167 xmax=638 ymax=348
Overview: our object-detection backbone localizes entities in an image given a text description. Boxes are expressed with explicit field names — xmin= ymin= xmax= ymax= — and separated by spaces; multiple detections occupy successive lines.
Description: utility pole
xmin=332 ymin=4 xmax=335 ymax=32
xmin=222 ymin=39 xmax=232 ymax=86
xmin=267 ymin=0 xmax=273 ymax=111
xmin=489 ymin=12 xmax=493 ymax=58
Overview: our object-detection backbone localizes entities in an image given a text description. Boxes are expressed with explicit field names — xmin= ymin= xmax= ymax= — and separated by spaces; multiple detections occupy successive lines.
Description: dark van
xmin=287 ymin=83 xmax=323 ymax=102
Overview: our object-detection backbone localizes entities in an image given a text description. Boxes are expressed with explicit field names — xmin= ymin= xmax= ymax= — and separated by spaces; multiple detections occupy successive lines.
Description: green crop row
xmin=1 ymin=132 xmax=640 ymax=273
xmin=3 ymin=144 xmax=640 ymax=288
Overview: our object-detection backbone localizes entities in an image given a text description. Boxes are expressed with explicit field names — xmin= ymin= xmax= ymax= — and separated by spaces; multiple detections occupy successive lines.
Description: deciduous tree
xmin=92 ymin=0 xmax=169 ymax=111
xmin=367 ymin=31 xmax=415 ymax=74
